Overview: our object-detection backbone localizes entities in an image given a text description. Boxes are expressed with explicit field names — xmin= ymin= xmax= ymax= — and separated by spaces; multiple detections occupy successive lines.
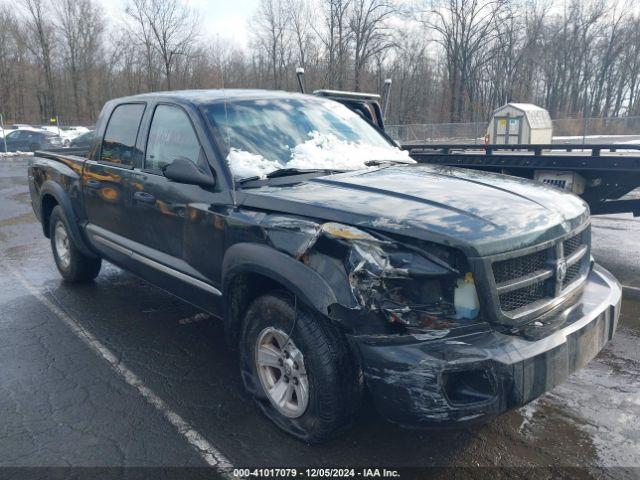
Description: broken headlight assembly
xmin=328 ymin=223 xmax=481 ymax=331
xmin=265 ymin=218 xmax=482 ymax=333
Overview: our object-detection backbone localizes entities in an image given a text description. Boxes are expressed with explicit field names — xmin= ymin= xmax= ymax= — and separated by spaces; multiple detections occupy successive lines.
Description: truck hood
xmin=239 ymin=164 xmax=589 ymax=257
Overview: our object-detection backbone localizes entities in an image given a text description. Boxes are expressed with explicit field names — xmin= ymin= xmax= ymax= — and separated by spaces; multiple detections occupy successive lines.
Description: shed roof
xmin=493 ymin=103 xmax=552 ymax=130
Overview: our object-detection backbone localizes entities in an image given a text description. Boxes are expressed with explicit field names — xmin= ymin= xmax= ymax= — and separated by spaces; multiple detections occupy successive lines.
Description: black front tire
xmin=240 ymin=292 xmax=361 ymax=443
xmin=49 ymin=206 xmax=101 ymax=282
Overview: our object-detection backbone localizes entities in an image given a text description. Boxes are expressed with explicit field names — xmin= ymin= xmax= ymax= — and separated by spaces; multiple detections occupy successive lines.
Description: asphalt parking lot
xmin=0 ymin=157 xmax=638 ymax=478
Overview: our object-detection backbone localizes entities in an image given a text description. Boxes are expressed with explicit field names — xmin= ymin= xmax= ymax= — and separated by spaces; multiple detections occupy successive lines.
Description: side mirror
xmin=162 ymin=157 xmax=215 ymax=187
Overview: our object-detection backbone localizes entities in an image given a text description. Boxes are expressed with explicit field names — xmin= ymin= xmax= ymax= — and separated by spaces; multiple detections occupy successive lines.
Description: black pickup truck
xmin=28 ymin=89 xmax=622 ymax=442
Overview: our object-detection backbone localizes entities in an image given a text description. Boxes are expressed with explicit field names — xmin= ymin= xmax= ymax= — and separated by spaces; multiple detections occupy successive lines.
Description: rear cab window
xmin=100 ymin=103 xmax=146 ymax=168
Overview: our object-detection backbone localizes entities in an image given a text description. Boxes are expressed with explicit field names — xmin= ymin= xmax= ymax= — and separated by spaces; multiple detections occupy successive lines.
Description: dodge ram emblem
xmin=557 ymin=259 xmax=568 ymax=283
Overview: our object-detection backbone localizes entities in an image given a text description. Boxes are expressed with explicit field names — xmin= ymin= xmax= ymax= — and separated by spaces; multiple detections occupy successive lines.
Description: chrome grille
xmin=563 ymin=234 xmax=582 ymax=258
xmin=490 ymin=225 xmax=590 ymax=318
xmin=562 ymin=262 xmax=582 ymax=288
xmin=492 ymin=250 xmax=549 ymax=284
xmin=499 ymin=282 xmax=547 ymax=312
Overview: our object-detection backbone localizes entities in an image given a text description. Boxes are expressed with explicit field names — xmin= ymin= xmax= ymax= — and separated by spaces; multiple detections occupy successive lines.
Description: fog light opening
xmin=443 ymin=369 xmax=495 ymax=405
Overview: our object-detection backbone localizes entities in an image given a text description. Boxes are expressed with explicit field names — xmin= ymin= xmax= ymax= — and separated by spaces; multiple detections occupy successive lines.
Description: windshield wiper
xmin=235 ymin=168 xmax=344 ymax=188
xmin=236 ymin=175 xmax=261 ymax=185
xmin=266 ymin=167 xmax=345 ymax=178
xmin=364 ymin=159 xmax=413 ymax=167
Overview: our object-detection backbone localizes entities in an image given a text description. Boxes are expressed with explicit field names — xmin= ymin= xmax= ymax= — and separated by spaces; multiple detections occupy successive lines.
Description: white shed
xmin=487 ymin=103 xmax=552 ymax=144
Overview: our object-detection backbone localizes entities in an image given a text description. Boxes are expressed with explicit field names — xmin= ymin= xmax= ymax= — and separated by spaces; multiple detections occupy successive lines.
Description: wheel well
xmin=224 ymin=272 xmax=290 ymax=348
xmin=41 ymin=194 xmax=58 ymax=238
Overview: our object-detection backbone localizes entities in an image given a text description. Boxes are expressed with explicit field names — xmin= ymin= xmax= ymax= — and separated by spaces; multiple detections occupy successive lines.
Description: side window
xmin=6 ymin=130 xmax=22 ymax=140
xmin=100 ymin=103 xmax=145 ymax=167
xmin=145 ymin=105 xmax=202 ymax=172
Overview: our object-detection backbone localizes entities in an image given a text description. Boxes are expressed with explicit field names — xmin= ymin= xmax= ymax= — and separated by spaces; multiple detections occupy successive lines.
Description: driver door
xmin=127 ymin=104 xmax=208 ymax=258
xmin=126 ymin=103 xmax=227 ymax=309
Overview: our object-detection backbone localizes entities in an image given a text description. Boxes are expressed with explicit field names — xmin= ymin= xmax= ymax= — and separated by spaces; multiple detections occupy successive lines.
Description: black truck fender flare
xmin=221 ymin=242 xmax=339 ymax=344
xmin=39 ymin=181 xmax=97 ymax=258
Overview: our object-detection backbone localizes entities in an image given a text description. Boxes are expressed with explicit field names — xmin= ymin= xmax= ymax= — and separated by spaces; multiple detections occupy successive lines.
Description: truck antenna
xmin=296 ymin=67 xmax=306 ymax=94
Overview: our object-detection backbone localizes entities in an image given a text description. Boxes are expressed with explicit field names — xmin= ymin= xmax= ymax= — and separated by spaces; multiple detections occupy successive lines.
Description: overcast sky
xmin=96 ymin=0 xmax=258 ymax=47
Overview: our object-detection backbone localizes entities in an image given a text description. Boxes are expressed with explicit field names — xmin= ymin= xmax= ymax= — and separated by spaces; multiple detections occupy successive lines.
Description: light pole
xmin=0 ymin=113 xmax=7 ymax=153
xmin=382 ymin=78 xmax=392 ymax=122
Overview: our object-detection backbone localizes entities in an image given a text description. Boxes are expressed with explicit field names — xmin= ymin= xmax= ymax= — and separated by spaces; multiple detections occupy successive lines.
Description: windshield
xmin=201 ymin=97 xmax=412 ymax=179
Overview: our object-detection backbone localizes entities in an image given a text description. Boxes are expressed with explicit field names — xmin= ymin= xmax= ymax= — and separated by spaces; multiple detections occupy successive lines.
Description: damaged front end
xmin=257 ymin=214 xmax=621 ymax=428
xmin=260 ymin=215 xmax=483 ymax=337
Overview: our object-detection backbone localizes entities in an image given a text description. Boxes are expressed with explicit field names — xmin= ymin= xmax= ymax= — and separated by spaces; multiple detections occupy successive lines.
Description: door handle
xmin=86 ymin=179 xmax=101 ymax=188
xmin=133 ymin=191 xmax=156 ymax=204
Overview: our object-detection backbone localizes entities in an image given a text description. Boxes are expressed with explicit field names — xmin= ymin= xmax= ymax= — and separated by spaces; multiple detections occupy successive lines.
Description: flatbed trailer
xmin=403 ymin=143 xmax=640 ymax=216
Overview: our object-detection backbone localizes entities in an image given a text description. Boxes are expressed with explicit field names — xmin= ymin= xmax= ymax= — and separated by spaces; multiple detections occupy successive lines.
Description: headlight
xmin=333 ymin=226 xmax=479 ymax=328
xmin=378 ymin=272 xmax=480 ymax=329
xmin=265 ymin=219 xmax=482 ymax=331
xmin=322 ymin=222 xmax=379 ymax=241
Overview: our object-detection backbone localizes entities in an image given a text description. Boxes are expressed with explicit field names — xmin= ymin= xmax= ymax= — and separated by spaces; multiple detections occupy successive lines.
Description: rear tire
xmin=29 ymin=143 xmax=40 ymax=152
xmin=49 ymin=206 xmax=101 ymax=282
xmin=240 ymin=292 xmax=361 ymax=443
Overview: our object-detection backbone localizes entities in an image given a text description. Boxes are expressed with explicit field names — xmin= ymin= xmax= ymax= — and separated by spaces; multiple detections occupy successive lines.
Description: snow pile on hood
xmin=227 ymin=148 xmax=282 ymax=179
xmin=226 ymin=131 xmax=413 ymax=179
xmin=288 ymin=131 xmax=412 ymax=170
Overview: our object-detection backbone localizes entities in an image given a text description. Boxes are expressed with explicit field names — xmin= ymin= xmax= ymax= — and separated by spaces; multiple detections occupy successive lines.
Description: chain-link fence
xmin=386 ymin=122 xmax=486 ymax=145
xmin=387 ymin=116 xmax=640 ymax=145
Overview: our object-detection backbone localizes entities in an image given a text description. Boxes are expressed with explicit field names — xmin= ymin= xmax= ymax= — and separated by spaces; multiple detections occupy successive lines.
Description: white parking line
xmin=5 ymin=263 xmax=234 ymax=474
xmin=622 ymin=284 xmax=640 ymax=293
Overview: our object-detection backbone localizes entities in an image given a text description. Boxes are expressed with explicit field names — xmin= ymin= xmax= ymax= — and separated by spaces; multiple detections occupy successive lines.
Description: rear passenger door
xmin=82 ymin=103 xmax=146 ymax=240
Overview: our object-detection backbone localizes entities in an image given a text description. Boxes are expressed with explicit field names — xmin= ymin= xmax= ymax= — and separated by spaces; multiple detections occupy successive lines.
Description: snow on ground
xmin=227 ymin=131 xmax=413 ymax=179
xmin=553 ymin=134 xmax=640 ymax=141
xmin=0 ymin=151 xmax=33 ymax=157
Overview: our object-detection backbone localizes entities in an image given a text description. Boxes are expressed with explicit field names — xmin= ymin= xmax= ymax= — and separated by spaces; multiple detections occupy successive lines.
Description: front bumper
xmin=352 ymin=264 xmax=621 ymax=427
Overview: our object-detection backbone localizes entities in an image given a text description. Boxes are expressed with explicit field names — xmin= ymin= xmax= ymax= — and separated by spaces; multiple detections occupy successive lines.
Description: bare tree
xmin=2 ymin=0 xmax=640 ymax=127
xmin=425 ymin=0 xmax=510 ymax=121
xmin=20 ymin=0 xmax=56 ymax=118
xmin=287 ymin=0 xmax=317 ymax=72
xmin=349 ymin=0 xmax=396 ymax=91
xmin=250 ymin=0 xmax=292 ymax=89
xmin=0 ymin=6 xmax=14 ymax=119
xmin=126 ymin=0 xmax=200 ymax=90
xmin=318 ymin=0 xmax=352 ymax=89
xmin=56 ymin=0 xmax=103 ymax=121
xmin=624 ymin=16 xmax=640 ymax=115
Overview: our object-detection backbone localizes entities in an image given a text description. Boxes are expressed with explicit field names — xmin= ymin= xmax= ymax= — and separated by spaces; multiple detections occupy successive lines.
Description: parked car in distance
xmin=69 ymin=130 xmax=94 ymax=149
xmin=4 ymin=128 xmax=62 ymax=152
xmin=41 ymin=125 xmax=90 ymax=146
xmin=28 ymin=90 xmax=621 ymax=443
xmin=1 ymin=124 xmax=33 ymax=139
